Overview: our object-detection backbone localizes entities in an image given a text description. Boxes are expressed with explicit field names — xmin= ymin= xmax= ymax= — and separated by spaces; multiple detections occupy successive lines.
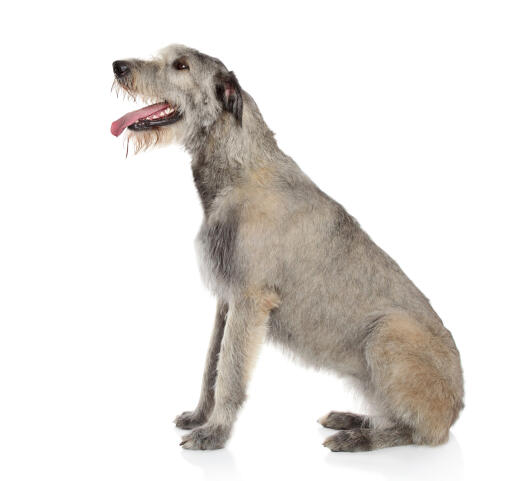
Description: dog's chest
xmin=194 ymin=213 xmax=240 ymax=296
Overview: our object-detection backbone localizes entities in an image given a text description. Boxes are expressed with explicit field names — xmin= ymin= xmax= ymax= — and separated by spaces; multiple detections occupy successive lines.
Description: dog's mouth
xmin=110 ymin=102 xmax=182 ymax=137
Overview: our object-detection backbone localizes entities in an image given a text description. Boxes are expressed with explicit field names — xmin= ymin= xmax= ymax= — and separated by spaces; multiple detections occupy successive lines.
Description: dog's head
xmin=111 ymin=44 xmax=243 ymax=153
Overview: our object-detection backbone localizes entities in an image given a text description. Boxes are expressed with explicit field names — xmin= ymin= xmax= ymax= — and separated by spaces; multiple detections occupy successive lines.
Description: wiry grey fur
xmin=112 ymin=44 xmax=464 ymax=451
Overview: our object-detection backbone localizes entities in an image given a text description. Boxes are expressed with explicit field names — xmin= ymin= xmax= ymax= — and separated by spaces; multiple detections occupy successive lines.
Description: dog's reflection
xmin=181 ymin=448 xmax=241 ymax=480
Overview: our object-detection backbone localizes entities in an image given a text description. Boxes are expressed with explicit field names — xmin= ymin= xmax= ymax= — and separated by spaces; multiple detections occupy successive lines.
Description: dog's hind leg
xmin=323 ymin=312 xmax=463 ymax=452
xmin=323 ymin=313 xmax=463 ymax=451
xmin=367 ymin=313 xmax=463 ymax=447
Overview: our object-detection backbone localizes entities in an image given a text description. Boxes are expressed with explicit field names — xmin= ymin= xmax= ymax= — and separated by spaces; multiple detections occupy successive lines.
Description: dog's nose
xmin=113 ymin=60 xmax=130 ymax=78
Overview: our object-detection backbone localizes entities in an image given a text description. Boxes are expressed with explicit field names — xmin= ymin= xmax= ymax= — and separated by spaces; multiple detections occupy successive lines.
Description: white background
xmin=1 ymin=1 xmax=510 ymax=480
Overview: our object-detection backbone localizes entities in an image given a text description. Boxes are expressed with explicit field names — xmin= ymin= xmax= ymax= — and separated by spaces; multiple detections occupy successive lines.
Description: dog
xmin=111 ymin=44 xmax=464 ymax=451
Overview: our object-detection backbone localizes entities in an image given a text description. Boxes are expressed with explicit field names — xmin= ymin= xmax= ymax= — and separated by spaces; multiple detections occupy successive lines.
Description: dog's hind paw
xmin=318 ymin=411 xmax=367 ymax=430
xmin=323 ymin=429 xmax=372 ymax=452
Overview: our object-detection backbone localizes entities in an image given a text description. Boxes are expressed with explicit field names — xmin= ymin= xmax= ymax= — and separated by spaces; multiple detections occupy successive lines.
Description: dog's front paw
xmin=174 ymin=410 xmax=207 ymax=430
xmin=180 ymin=423 xmax=230 ymax=450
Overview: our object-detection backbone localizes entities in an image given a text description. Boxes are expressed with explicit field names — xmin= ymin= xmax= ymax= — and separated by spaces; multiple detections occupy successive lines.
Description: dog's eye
xmin=173 ymin=59 xmax=189 ymax=71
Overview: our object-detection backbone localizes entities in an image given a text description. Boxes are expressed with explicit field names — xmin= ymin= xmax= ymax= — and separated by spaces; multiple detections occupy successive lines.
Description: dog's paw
xmin=323 ymin=429 xmax=371 ymax=452
xmin=318 ymin=411 xmax=366 ymax=430
xmin=174 ymin=410 xmax=207 ymax=430
xmin=180 ymin=423 xmax=230 ymax=450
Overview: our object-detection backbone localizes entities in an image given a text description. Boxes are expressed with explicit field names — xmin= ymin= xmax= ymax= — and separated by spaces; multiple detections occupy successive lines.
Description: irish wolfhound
xmin=111 ymin=45 xmax=464 ymax=451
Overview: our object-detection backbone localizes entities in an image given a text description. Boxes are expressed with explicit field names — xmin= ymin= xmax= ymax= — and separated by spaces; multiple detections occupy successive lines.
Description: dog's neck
xmin=189 ymin=94 xmax=285 ymax=216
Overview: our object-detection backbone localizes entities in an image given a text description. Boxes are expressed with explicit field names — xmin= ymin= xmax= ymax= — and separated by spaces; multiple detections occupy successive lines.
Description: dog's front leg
xmin=174 ymin=300 xmax=228 ymax=429
xmin=180 ymin=290 xmax=279 ymax=450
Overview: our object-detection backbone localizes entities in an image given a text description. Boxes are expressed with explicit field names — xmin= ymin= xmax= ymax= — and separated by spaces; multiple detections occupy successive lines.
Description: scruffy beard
xmin=124 ymin=128 xmax=173 ymax=156
xmin=123 ymin=118 xmax=188 ymax=156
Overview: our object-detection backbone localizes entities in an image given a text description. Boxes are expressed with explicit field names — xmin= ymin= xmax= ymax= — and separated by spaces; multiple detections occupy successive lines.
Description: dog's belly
xmin=266 ymin=308 xmax=367 ymax=377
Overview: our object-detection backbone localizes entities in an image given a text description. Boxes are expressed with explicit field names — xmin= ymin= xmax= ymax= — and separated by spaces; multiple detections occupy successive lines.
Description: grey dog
xmin=111 ymin=44 xmax=464 ymax=451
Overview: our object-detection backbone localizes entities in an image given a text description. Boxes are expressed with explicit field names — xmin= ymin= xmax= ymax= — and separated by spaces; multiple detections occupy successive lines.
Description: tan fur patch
xmin=244 ymin=287 xmax=281 ymax=314
xmin=237 ymin=188 xmax=286 ymax=230
xmin=249 ymin=166 xmax=274 ymax=186
xmin=367 ymin=314 xmax=462 ymax=445
xmin=261 ymin=291 xmax=281 ymax=312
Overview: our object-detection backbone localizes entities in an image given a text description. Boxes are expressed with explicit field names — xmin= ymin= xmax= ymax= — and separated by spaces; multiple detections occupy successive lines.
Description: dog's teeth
xmin=140 ymin=106 xmax=176 ymax=122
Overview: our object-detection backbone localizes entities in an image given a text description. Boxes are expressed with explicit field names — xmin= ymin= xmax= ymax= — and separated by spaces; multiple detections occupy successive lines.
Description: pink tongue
xmin=111 ymin=102 xmax=169 ymax=137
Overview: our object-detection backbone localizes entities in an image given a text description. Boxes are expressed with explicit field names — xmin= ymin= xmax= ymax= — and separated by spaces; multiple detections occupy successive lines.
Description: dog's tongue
xmin=111 ymin=102 xmax=169 ymax=137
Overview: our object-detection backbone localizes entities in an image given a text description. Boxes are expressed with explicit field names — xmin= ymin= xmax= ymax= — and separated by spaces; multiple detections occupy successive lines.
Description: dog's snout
xmin=113 ymin=60 xmax=130 ymax=78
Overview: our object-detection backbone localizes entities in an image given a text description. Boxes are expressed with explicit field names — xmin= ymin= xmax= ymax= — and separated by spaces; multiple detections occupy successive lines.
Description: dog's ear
xmin=215 ymin=71 xmax=243 ymax=126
